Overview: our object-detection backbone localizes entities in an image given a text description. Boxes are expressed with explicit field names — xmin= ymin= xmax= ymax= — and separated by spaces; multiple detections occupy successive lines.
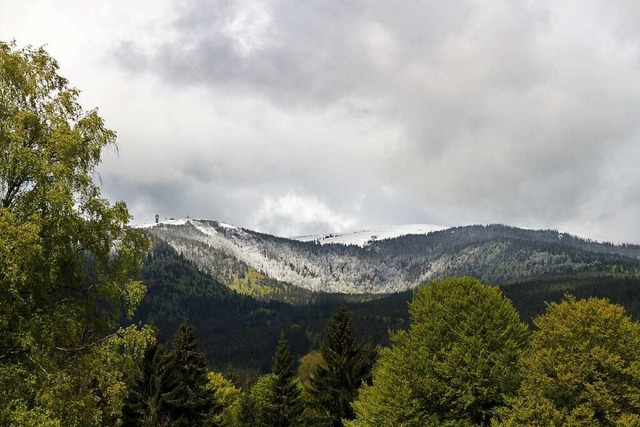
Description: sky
xmin=2 ymin=0 xmax=640 ymax=243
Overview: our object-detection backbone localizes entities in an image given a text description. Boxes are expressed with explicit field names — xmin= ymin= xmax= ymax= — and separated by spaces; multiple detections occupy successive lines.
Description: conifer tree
xmin=265 ymin=332 xmax=303 ymax=427
xmin=122 ymin=344 xmax=167 ymax=426
xmin=308 ymin=307 xmax=375 ymax=426
xmin=236 ymin=388 xmax=257 ymax=427
xmin=159 ymin=322 xmax=219 ymax=426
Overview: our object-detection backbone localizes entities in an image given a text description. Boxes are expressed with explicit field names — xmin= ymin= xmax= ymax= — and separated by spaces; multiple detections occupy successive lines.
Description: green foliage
xmin=236 ymin=388 xmax=257 ymax=426
xmin=501 ymin=274 xmax=640 ymax=323
xmin=248 ymin=374 xmax=278 ymax=426
xmin=124 ymin=323 xmax=224 ymax=427
xmin=122 ymin=343 xmax=166 ymax=426
xmin=348 ymin=277 xmax=529 ymax=426
xmin=298 ymin=351 xmax=326 ymax=399
xmin=228 ymin=266 xmax=318 ymax=303
xmin=137 ymin=240 xmax=640 ymax=382
xmin=159 ymin=322 xmax=218 ymax=426
xmin=206 ymin=371 xmax=241 ymax=426
xmin=496 ymin=296 xmax=640 ymax=426
xmin=136 ymin=242 xmax=410 ymax=375
xmin=0 ymin=41 xmax=152 ymax=425
xmin=124 ymin=323 xmax=220 ymax=426
xmin=307 ymin=307 xmax=375 ymax=426
xmin=263 ymin=332 xmax=304 ymax=427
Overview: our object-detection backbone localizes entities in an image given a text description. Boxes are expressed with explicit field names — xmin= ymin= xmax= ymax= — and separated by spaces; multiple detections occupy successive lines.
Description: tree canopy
xmin=307 ymin=306 xmax=375 ymax=426
xmin=0 ymin=40 xmax=152 ymax=426
xmin=348 ymin=277 xmax=529 ymax=426
xmin=496 ymin=296 xmax=640 ymax=426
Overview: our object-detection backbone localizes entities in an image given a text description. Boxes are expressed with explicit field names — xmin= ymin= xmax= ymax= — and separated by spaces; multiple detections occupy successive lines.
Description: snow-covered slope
xmin=293 ymin=224 xmax=448 ymax=246
xmin=138 ymin=220 xmax=640 ymax=295
xmin=137 ymin=218 xmax=191 ymax=228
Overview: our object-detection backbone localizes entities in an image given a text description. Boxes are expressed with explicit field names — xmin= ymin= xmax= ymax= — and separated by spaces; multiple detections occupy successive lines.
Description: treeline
xmin=124 ymin=278 xmax=640 ymax=426
xmin=123 ymin=306 xmax=375 ymax=426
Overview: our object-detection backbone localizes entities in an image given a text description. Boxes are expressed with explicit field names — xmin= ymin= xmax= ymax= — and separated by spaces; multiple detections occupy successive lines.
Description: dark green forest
xmin=137 ymin=239 xmax=409 ymax=376
xmin=128 ymin=271 xmax=640 ymax=426
xmin=137 ymin=238 xmax=640 ymax=378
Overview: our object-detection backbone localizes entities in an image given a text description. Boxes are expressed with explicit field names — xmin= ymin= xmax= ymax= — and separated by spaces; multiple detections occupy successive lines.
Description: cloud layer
xmin=3 ymin=0 xmax=640 ymax=242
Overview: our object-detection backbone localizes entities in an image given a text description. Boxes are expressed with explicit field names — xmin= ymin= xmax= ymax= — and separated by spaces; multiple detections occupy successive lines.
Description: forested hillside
xmin=137 ymin=240 xmax=410 ymax=375
xmin=142 ymin=219 xmax=640 ymax=296
xmin=136 ymin=239 xmax=640 ymax=377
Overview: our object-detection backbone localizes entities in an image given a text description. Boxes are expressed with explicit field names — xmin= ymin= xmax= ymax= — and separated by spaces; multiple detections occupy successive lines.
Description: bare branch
xmin=54 ymin=330 xmax=122 ymax=352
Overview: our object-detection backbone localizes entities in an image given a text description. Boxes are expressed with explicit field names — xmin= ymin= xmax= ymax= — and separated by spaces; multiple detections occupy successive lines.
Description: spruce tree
xmin=159 ymin=322 xmax=219 ymax=427
xmin=122 ymin=344 xmax=167 ymax=426
xmin=265 ymin=332 xmax=303 ymax=427
xmin=308 ymin=307 xmax=375 ymax=426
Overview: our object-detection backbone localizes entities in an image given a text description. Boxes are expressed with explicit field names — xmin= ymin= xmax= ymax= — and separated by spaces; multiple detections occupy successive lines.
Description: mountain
xmin=134 ymin=219 xmax=640 ymax=378
xmin=138 ymin=219 xmax=640 ymax=296
xmin=136 ymin=240 xmax=411 ymax=375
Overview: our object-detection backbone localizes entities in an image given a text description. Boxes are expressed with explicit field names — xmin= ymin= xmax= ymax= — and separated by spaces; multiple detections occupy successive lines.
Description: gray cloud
xmin=105 ymin=0 xmax=640 ymax=242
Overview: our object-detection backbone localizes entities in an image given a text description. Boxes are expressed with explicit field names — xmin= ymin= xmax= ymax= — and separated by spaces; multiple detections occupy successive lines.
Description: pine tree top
xmin=272 ymin=331 xmax=295 ymax=380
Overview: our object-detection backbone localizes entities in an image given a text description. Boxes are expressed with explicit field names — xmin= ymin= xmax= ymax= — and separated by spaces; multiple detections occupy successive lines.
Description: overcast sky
xmin=2 ymin=0 xmax=640 ymax=242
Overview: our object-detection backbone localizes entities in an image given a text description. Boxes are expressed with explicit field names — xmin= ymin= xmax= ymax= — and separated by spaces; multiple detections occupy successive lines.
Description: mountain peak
xmin=135 ymin=218 xmax=241 ymax=231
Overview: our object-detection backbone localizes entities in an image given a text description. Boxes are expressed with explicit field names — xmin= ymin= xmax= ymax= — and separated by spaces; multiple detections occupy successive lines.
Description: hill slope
xmin=136 ymin=239 xmax=640 ymax=376
xmin=293 ymin=224 xmax=447 ymax=246
xmin=140 ymin=220 xmax=640 ymax=295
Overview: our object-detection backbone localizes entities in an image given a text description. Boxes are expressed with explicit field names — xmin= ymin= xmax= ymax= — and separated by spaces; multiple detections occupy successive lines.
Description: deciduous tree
xmin=0 ymin=40 xmax=152 ymax=426
xmin=206 ymin=371 xmax=241 ymax=426
xmin=348 ymin=277 xmax=529 ymax=426
xmin=496 ymin=296 xmax=640 ymax=426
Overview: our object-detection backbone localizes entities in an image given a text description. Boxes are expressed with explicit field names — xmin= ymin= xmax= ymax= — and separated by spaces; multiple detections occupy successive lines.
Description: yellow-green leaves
xmin=0 ymin=41 xmax=152 ymax=426
xmin=496 ymin=296 xmax=640 ymax=426
xmin=206 ymin=371 xmax=242 ymax=426
xmin=349 ymin=278 xmax=529 ymax=426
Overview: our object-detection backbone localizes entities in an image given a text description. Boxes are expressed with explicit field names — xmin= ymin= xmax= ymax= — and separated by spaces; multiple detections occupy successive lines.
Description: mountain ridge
xmin=291 ymin=223 xmax=449 ymax=246
xmin=137 ymin=219 xmax=640 ymax=296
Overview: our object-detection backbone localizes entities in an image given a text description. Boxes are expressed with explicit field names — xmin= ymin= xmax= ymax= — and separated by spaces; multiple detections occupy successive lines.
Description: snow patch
xmin=191 ymin=221 xmax=218 ymax=236
xmin=293 ymin=224 xmax=448 ymax=247
xmin=218 ymin=222 xmax=239 ymax=230
xmin=135 ymin=218 xmax=191 ymax=229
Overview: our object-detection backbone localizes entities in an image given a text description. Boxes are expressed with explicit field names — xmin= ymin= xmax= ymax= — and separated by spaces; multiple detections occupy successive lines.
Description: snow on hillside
xmin=293 ymin=224 xmax=448 ymax=246
xmin=137 ymin=219 xmax=448 ymax=247
xmin=137 ymin=219 xmax=640 ymax=295
xmin=136 ymin=218 xmax=191 ymax=228
xmin=139 ymin=218 xmax=420 ymax=293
